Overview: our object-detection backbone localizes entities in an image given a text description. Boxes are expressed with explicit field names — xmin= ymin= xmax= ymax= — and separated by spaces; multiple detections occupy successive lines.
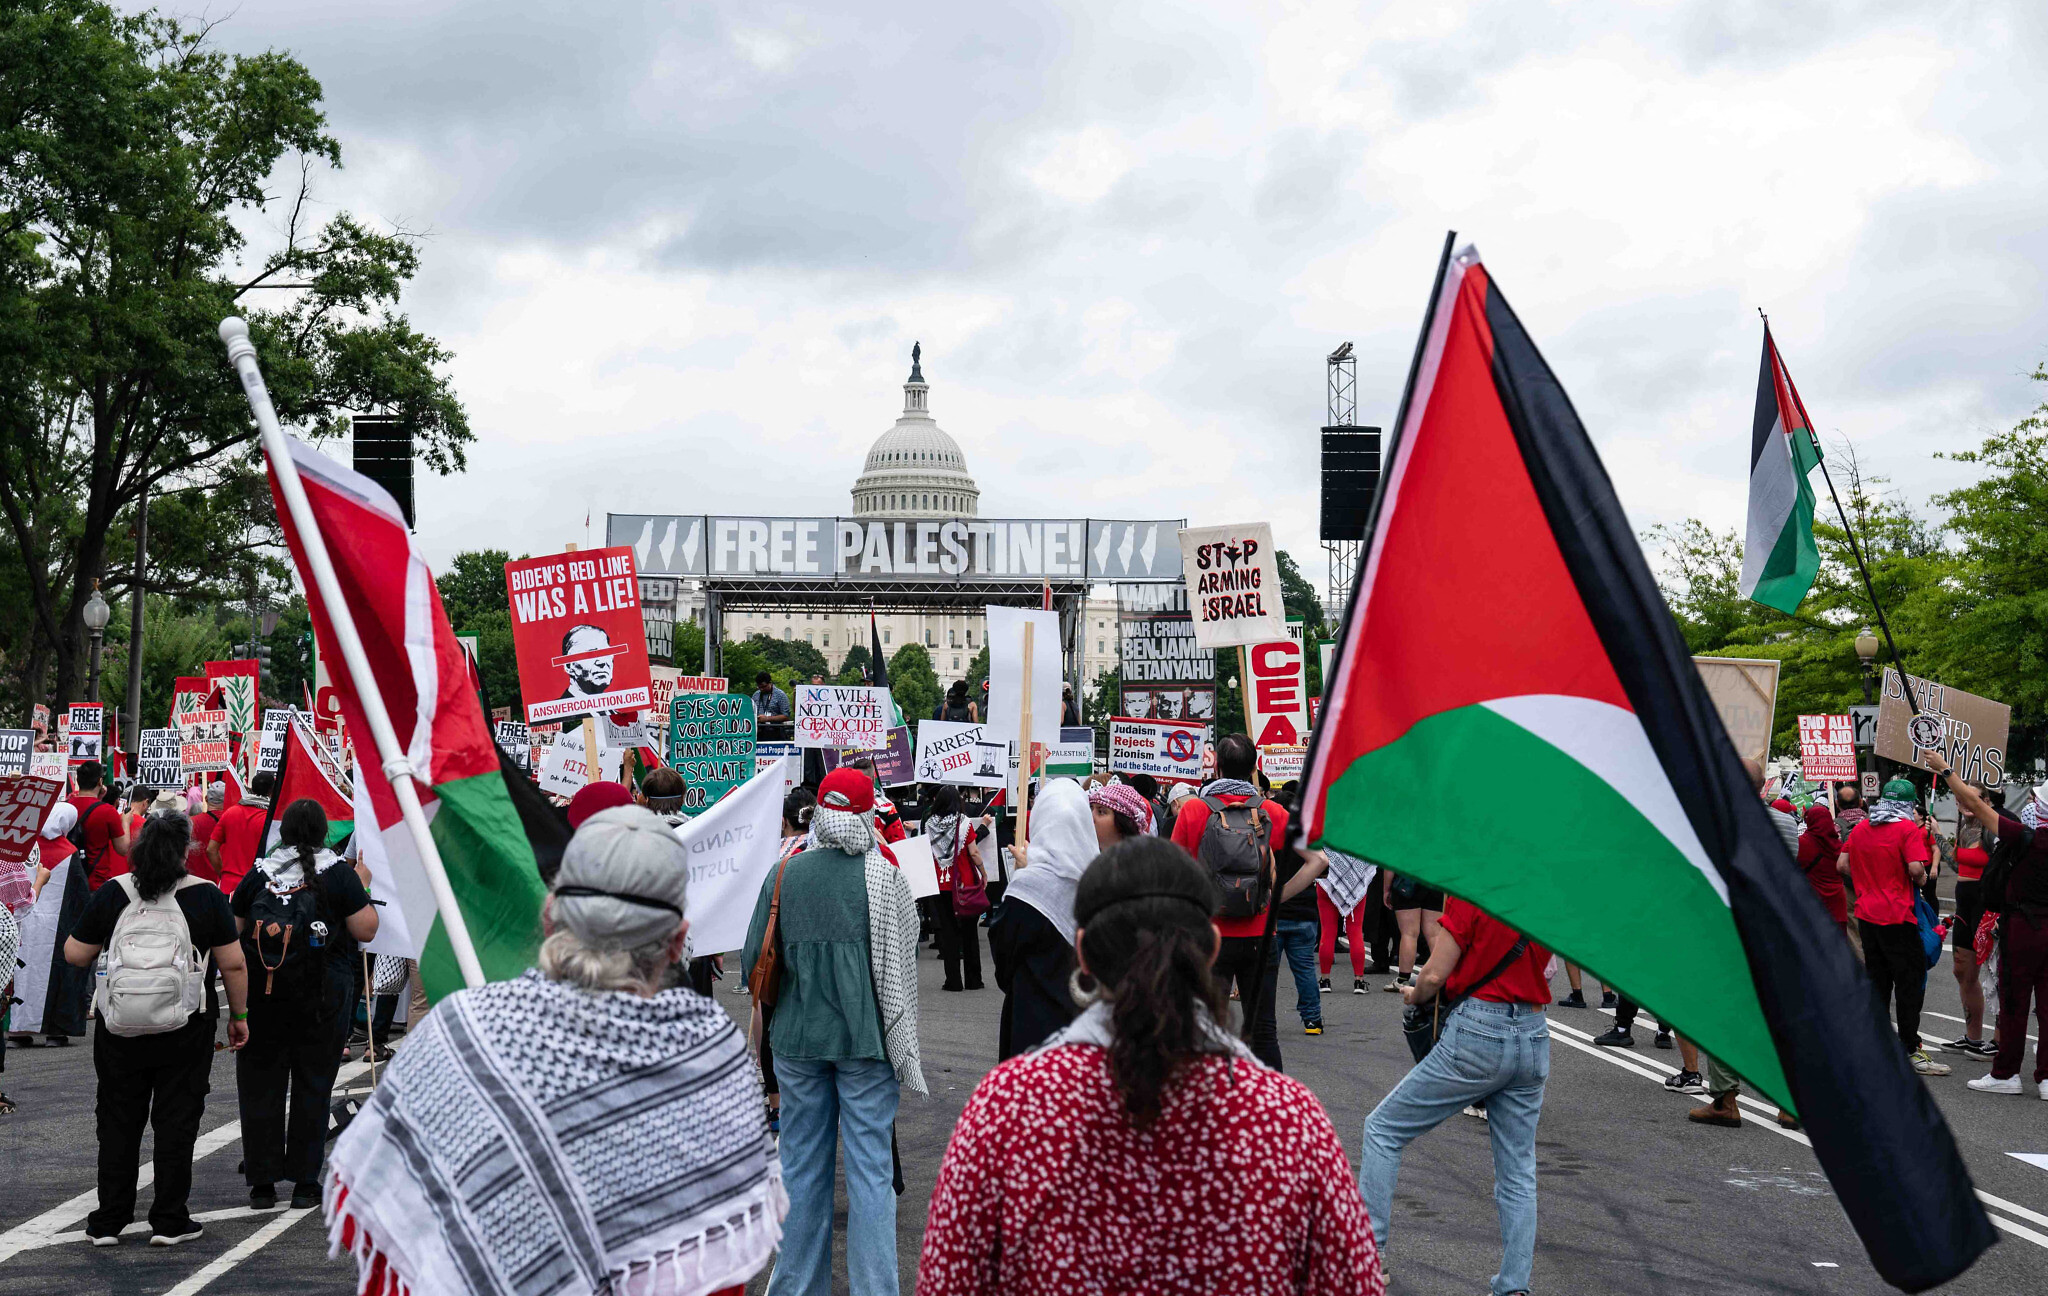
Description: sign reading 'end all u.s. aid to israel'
xmin=503 ymin=546 xmax=653 ymax=725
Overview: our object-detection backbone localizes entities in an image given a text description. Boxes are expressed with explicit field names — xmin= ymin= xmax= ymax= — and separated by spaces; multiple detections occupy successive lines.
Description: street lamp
xmin=1854 ymin=628 xmax=1880 ymax=705
xmin=82 ymin=581 xmax=112 ymax=702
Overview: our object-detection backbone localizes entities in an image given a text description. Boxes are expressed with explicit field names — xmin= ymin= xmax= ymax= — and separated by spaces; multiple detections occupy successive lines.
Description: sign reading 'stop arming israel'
xmin=609 ymin=515 xmax=1185 ymax=582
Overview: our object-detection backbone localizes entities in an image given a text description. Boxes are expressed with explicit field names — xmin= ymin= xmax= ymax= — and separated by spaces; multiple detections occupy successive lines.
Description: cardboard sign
xmin=1109 ymin=717 xmax=1208 ymax=784
xmin=205 ymin=660 xmax=260 ymax=736
xmin=794 ymin=684 xmax=890 ymax=750
xmin=673 ymin=757 xmax=792 ymax=955
xmin=1178 ymin=522 xmax=1285 ymax=650
xmin=66 ymin=703 xmax=105 ymax=765
xmin=177 ymin=709 xmax=233 ymax=773
xmin=1875 ymin=669 xmax=2010 ymax=784
xmin=29 ymin=751 xmax=66 ymax=781
xmin=256 ymin=708 xmax=293 ymax=774
xmin=645 ymin=666 xmax=681 ymax=759
xmin=494 ymin=720 xmax=533 ymax=772
xmin=0 ymin=773 xmax=66 ymax=866
xmin=1796 ymin=715 xmax=1857 ymax=781
xmin=985 ymin=606 xmax=1062 ymax=746
xmin=503 ymin=546 xmax=653 ymax=725
xmin=0 ymin=729 xmax=30 ymax=778
xmin=1244 ymin=638 xmax=1308 ymax=747
xmin=1693 ymin=657 xmax=1780 ymax=768
xmin=669 ymin=692 xmax=757 ymax=815
xmin=1260 ymin=744 xmax=1308 ymax=783
xmin=915 ymin=720 xmax=999 ymax=786
xmin=138 ymin=729 xmax=184 ymax=788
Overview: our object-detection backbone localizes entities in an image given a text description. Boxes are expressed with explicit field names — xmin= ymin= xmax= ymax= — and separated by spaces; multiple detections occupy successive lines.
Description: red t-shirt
xmin=1439 ymin=898 xmax=1552 ymax=1005
xmin=80 ymin=801 xmax=130 ymax=889
xmin=1170 ymin=793 xmax=1289 ymax=938
xmin=1844 ymin=818 xmax=1929 ymax=926
xmin=187 ymin=810 xmax=220 ymax=882
xmin=213 ymin=803 xmax=270 ymax=897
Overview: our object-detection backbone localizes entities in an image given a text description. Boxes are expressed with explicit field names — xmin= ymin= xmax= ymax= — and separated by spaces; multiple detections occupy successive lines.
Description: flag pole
xmin=1761 ymin=314 xmax=1923 ymax=719
xmin=219 ymin=317 xmax=487 ymax=990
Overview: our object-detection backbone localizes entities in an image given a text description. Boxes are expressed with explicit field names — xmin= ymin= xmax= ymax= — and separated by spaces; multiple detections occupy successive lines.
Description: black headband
xmin=1087 ymin=891 xmax=1213 ymax=920
xmin=553 ymin=885 xmax=684 ymax=917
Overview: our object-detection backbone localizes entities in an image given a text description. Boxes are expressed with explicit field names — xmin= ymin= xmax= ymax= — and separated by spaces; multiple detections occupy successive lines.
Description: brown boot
xmin=1776 ymin=1108 xmax=1800 ymax=1130
xmin=1687 ymin=1094 xmax=1742 ymax=1127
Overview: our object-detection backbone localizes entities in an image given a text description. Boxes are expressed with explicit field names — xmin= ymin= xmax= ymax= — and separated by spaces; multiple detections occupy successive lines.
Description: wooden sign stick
xmin=581 ymin=715 xmax=599 ymax=785
xmin=1017 ymin=621 xmax=1035 ymax=854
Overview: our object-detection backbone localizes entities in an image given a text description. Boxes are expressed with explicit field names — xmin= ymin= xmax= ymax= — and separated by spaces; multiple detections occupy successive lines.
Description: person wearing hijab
xmin=743 ymin=769 xmax=922 ymax=1296
xmin=988 ymin=779 xmax=1100 ymax=1059
xmin=8 ymin=801 xmax=94 ymax=1045
xmin=327 ymin=805 xmax=785 ymax=1296
xmin=1796 ymin=803 xmax=1849 ymax=932
xmin=921 ymin=784 xmax=986 ymax=993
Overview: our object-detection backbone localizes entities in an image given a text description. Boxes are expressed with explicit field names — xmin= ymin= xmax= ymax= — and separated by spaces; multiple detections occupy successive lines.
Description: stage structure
xmin=607 ymin=513 xmax=1186 ymax=697
xmin=1319 ymin=341 xmax=1381 ymax=611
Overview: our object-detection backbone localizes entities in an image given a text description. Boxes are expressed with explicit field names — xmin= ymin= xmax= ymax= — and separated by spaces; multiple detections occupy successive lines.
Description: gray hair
xmin=537 ymin=926 xmax=674 ymax=995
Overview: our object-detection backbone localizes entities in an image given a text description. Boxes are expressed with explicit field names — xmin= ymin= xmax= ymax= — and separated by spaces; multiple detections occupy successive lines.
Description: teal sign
xmin=669 ymin=692 xmax=757 ymax=814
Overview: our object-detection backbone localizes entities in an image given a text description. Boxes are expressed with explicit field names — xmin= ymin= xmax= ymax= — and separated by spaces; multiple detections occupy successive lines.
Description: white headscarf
xmin=1002 ymin=778 xmax=1099 ymax=946
xmin=40 ymin=802 xmax=78 ymax=841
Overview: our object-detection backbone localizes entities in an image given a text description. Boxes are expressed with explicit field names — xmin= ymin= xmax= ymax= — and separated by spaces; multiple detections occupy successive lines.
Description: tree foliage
xmin=887 ymin=643 xmax=940 ymax=726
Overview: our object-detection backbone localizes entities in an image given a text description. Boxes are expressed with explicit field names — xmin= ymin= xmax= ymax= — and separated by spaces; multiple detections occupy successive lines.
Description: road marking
xmin=0 ymin=1060 xmax=369 ymax=1264
xmin=2013 ymin=1153 xmax=2048 ymax=1173
xmin=1812 ymin=1261 xmax=1839 ymax=1267
xmin=23 ymin=1206 xmax=282 ymax=1251
xmin=1920 ymin=1009 xmax=2036 ymax=1044
xmin=155 ymin=1207 xmax=312 ymax=1296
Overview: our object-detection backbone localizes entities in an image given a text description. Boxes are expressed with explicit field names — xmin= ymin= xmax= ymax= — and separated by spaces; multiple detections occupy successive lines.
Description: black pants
xmin=90 ymin=1018 xmax=216 ymax=1236
xmin=990 ymin=900 xmax=1077 ymax=1060
xmin=1361 ymin=883 xmax=1395 ymax=972
xmin=1214 ymin=934 xmax=1283 ymax=1071
xmin=924 ymin=896 xmax=985 ymax=989
xmin=1613 ymin=996 xmax=1665 ymax=1033
xmin=1860 ymin=920 xmax=1928 ymax=1053
xmin=237 ymin=987 xmax=344 ymax=1188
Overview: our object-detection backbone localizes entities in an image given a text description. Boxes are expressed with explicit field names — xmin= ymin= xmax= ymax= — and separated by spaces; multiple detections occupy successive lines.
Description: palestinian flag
xmin=1301 ymin=242 xmax=1992 ymax=1291
xmin=267 ymin=436 xmax=547 ymax=1003
xmin=270 ymin=712 xmax=353 ymax=846
xmin=1738 ymin=325 xmax=1823 ymax=613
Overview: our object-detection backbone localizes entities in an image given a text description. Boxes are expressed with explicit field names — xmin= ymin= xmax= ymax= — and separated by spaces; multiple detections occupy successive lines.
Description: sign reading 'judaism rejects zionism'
xmin=503 ymin=547 xmax=654 ymax=725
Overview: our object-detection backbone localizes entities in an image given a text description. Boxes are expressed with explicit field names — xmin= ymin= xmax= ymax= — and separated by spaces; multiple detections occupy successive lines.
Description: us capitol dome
xmin=850 ymin=342 xmax=980 ymax=519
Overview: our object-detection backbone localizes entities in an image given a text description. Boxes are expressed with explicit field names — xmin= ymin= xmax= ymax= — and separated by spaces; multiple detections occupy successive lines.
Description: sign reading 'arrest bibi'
xmin=503 ymin=546 xmax=653 ymax=725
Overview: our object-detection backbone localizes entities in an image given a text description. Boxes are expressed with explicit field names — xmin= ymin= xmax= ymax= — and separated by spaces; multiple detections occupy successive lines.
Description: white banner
xmin=794 ymin=684 xmax=891 ymax=749
xmin=1109 ymin=717 xmax=1207 ymax=784
xmin=1178 ymin=522 xmax=1285 ymax=650
xmin=914 ymin=720 xmax=999 ymax=786
xmin=985 ymin=605 xmax=1062 ymax=747
xmin=677 ymin=756 xmax=795 ymax=955
xmin=891 ymin=835 xmax=941 ymax=901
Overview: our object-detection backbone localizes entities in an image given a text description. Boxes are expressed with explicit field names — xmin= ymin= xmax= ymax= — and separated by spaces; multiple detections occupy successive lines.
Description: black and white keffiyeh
xmin=810 ymin=806 xmax=927 ymax=1097
xmin=1315 ymin=847 xmax=1378 ymax=916
xmin=324 ymin=970 xmax=784 ymax=1296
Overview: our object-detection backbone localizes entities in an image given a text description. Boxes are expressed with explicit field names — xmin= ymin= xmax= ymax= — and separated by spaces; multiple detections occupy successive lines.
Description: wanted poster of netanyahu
xmin=504 ymin=546 xmax=654 ymax=724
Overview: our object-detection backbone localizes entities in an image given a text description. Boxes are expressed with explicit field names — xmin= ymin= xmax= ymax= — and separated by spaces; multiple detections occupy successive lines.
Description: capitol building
xmin=711 ymin=346 xmax=1120 ymax=693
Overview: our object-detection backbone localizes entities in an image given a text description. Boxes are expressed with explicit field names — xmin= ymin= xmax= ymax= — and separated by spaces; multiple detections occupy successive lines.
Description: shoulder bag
xmin=748 ymin=857 xmax=794 ymax=1008
xmin=1401 ymin=935 xmax=1531 ymax=1065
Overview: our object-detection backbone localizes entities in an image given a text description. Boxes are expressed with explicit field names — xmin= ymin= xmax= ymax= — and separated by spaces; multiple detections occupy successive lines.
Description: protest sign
xmin=971 ymin=742 xmax=1008 ymax=783
xmin=171 ymin=677 xmax=210 ymax=727
xmin=1260 ymin=744 xmax=1308 ymax=783
xmin=28 ymin=751 xmax=66 ymax=781
xmin=494 ymin=720 xmax=533 ymax=772
xmin=1177 ymin=522 xmax=1285 ymax=650
xmin=537 ymin=733 xmax=618 ymax=798
xmin=1875 ymin=669 xmax=2009 ymax=783
xmin=915 ymin=720 xmax=999 ymax=786
xmin=177 ymin=709 xmax=232 ymax=773
xmin=1692 ymin=656 xmax=1779 ymax=769
xmin=503 ymin=546 xmax=653 ymax=725
xmin=1109 ymin=717 xmax=1208 ymax=784
xmin=872 ymin=726 xmax=916 ymax=785
xmin=794 ymin=684 xmax=890 ymax=749
xmin=138 ymin=729 xmax=183 ymax=788
xmin=1796 ymin=715 xmax=1857 ymax=781
xmin=31 ymin=703 xmax=50 ymax=735
xmin=675 ymin=756 xmax=793 ymax=955
xmin=985 ymin=605 xmax=1062 ymax=746
xmin=205 ymin=660 xmax=260 ymax=736
xmin=0 ymin=730 xmax=30 ymax=778
xmin=1011 ymin=741 xmax=1091 ymax=780
xmin=755 ymin=742 xmax=800 ymax=795
xmin=670 ymin=692 xmax=757 ymax=814
xmin=890 ymin=835 xmax=941 ymax=901
xmin=1244 ymin=638 xmax=1308 ymax=747
xmin=256 ymin=708 xmax=292 ymax=774
xmin=1116 ymin=583 xmax=1214 ymax=720
xmin=66 ymin=703 xmax=104 ymax=764
xmin=0 ymin=773 xmax=65 ymax=867
xmin=645 ymin=666 xmax=681 ymax=758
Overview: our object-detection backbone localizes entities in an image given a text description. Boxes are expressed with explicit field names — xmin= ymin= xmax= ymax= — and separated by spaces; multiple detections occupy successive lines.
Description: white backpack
xmin=96 ymin=875 xmax=210 ymax=1036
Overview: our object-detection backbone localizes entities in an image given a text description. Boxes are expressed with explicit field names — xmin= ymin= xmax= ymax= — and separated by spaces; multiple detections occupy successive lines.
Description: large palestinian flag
xmin=1301 ymin=242 xmax=1992 ymax=1291
xmin=1739 ymin=324 xmax=1824 ymax=612
xmin=267 ymin=437 xmax=547 ymax=1003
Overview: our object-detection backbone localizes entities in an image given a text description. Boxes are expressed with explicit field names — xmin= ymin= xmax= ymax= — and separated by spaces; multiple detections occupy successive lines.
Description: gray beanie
xmin=551 ymin=805 xmax=690 ymax=949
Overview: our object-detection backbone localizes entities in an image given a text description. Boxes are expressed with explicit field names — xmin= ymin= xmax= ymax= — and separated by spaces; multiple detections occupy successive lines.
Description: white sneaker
xmin=1967 ymin=1072 xmax=2021 ymax=1095
xmin=1910 ymin=1051 xmax=1951 ymax=1076
xmin=2039 ymin=1079 xmax=2048 ymax=1101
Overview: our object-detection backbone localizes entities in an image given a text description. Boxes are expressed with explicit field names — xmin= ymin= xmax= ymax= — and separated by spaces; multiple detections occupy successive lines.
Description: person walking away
xmin=123 ymin=785 xmax=156 ymax=843
xmin=1262 ymin=786 xmax=1330 ymax=1035
xmin=326 ymin=805 xmax=784 ymax=1296
xmin=1316 ymin=847 xmax=1377 ymax=995
xmin=1381 ymin=869 xmax=1443 ymax=996
xmin=1932 ymin=754 xmax=2048 ymax=1098
xmin=1946 ymin=786 xmax=2003 ymax=1057
xmin=1359 ymin=894 xmax=1550 ymax=1296
xmin=1835 ymin=782 xmax=1867 ymax=836
xmin=1796 ymin=803 xmax=1850 ymax=934
xmin=209 ymin=771 xmax=275 ymax=897
xmin=63 ymin=812 xmax=249 ymax=1246
xmin=988 ymin=779 xmax=1099 ymax=1058
xmin=1169 ymin=733 xmax=1290 ymax=1070
xmin=1839 ymin=777 xmax=1948 ymax=1076
xmin=231 ymin=799 xmax=376 ymax=1211
xmin=935 ymin=679 xmax=978 ymax=723
xmin=186 ymin=782 xmax=224 ymax=883
xmin=916 ymin=836 xmax=1383 ymax=1296
xmin=76 ymin=766 xmax=132 ymax=891
xmin=922 ymin=786 xmax=986 ymax=992
xmin=10 ymin=804 xmax=96 ymax=1045
xmin=743 ymin=769 xmax=923 ymax=1296
xmin=1555 ymin=963 xmax=1615 ymax=1010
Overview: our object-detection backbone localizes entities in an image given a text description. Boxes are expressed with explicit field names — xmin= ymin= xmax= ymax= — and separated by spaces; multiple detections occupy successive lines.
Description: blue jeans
xmin=1359 ymin=1000 xmax=1549 ymax=1295
xmin=769 ymin=1056 xmax=900 ymax=1296
xmin=1276 ymin=918 xmax=1323 ymax=1023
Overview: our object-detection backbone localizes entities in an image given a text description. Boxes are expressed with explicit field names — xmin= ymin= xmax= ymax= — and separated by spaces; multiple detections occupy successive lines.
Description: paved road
xmin=3 ymin=938 xmax=2045 ymax=1294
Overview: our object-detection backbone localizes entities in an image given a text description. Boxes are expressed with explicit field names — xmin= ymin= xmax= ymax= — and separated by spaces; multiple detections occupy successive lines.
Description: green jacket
xmin=742 ymin=845 xmax=883 ymax=1062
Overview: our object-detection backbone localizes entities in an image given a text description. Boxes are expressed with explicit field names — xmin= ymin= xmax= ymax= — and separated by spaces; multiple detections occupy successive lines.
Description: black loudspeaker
xmin=352 ymin=415 xmax=415 ymax=529
xmin=1320 ymin=425 xmax=1382 ymax=541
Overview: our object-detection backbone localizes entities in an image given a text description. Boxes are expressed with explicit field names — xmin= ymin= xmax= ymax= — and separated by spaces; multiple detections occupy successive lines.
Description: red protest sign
xmin=0 ymin=773 xmax=65 ymax=866
xmin=1796 ymin=714 xmax=1857 ymax=781
xmin=504 ymin=546 xmax=652 ymax=725
xmin=1244 ymin=638 xmax=1307 ymax=747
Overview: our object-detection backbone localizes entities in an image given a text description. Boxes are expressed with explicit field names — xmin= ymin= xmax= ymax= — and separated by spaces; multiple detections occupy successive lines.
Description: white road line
xmin=0 ymin=1060 xmax=369 ymax=1263
xmin=1543 ymin=1013 xmax=2048 ymax=1250
xmin=154 ymin=1207 xmax=313 ymax=1296
xmin=25 ymin=1206 xmax=282 ymax=1251
xmin=2012 ymin=1153 xmax=2048 ymax=1173
xmin=1920 ymin=1008 xmax=2037 ymax=1045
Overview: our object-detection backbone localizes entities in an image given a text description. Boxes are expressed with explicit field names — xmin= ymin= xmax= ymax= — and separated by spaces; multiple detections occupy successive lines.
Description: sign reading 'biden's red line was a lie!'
xmin=504 ymin=546 xmax=654 ymax=725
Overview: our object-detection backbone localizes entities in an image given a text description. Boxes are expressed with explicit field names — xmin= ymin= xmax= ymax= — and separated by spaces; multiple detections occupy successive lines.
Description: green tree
xmin=0 ymin=2 xmax=470 ymax=717
xmin=1083 ymin=666 xmax=1120 ymax=750
xmin=1213 ymin=649 xmax=1246 ymax=736
xmin=963 ymin=645 xmax=990 ymax=701
xmin=1275 ymin=549 xmax=1327 ymax=642
xmin=672 ymin=618 xmax=704 ymax=675
xmin=439 ymin=549 xmax=513 ymax=630
xmin=748 ymin=632 xmax=831 ymax=682
xmin=837 ymin=643 xmax=872 ymax=685
xmin=887 ymin=643 xmax=940 ymax=725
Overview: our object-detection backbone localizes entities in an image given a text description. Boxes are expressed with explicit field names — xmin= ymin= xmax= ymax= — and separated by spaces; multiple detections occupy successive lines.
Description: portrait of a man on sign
xmin=556 ymin=625 xmax=623 ymax=701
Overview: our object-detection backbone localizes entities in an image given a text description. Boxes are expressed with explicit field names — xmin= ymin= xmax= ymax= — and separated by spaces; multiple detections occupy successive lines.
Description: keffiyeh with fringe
xmin=1315 ymin=847 xmax=1378 ymax=916
xmin=324 ymin=970 xmax=784 ymax=1296
xmin=810 ymin=805 xmax=927 ymax=1096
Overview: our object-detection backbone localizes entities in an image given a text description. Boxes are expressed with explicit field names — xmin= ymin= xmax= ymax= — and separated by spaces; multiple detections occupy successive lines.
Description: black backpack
xmin=245 ymin=870 xmax=327 ymax=1001
xmin=1196 ymin=795 xmax=1272 ymax=920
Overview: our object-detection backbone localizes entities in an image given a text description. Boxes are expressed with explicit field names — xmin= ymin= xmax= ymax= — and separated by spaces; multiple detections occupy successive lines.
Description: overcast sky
xmin=185 ymin=0 xmax=2048 ymax=592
